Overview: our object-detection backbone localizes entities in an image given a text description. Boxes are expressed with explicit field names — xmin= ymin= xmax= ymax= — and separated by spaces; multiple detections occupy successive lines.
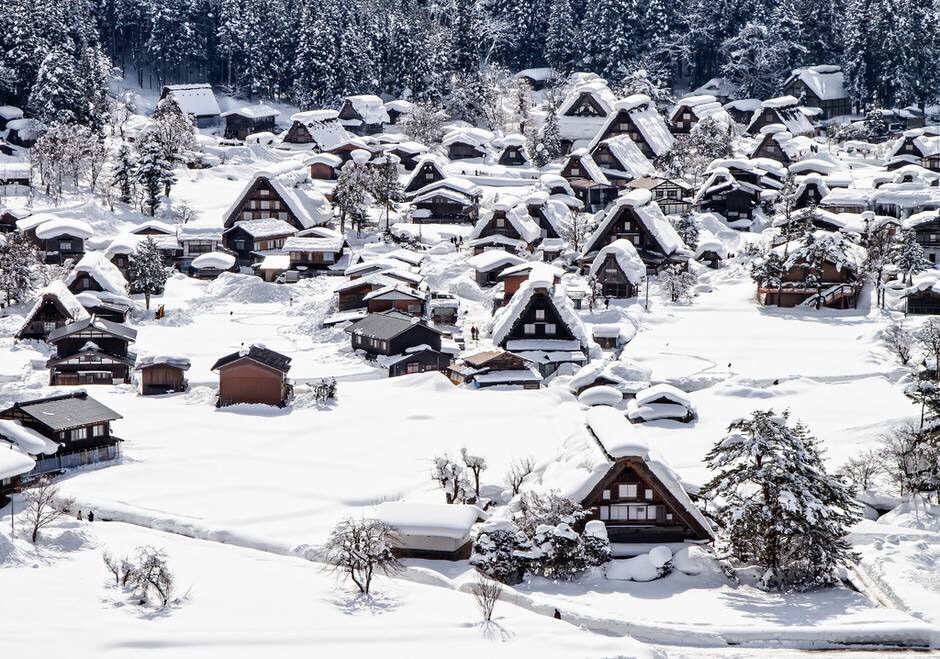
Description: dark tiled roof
xmin=47 ymin=315 xmax=137 ymax=343
xmin=211 ymin=345 xmax=292 ymax=373
xmin=5 ymin=391 xmax=122 ymax=431
xmin=344 ymin=311 xmax=440 ymax=341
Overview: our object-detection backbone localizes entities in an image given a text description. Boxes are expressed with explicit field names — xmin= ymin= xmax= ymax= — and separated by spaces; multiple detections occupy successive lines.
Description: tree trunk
xmin=145 ymin=291 xmax=151 ymax=310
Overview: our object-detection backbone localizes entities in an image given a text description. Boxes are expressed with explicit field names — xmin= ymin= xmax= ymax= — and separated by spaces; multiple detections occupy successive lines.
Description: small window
xmin=59 ymin=241 xmax=73 ymax=251
xmin=618 ymin=483 xmax=637 ymax=498
xmin=602 ymin=489 xmax=610 ymax=500
xmin=524 ymin=323 xmax=536 ymax=335
xmin=570 ymin=167 xmax=580 ymax=177
xmin=544 ymin=323 xmax=556 ymax=335
xmin=645 ymin=488 xmax=653 ymax=500
xmin=260 ymin=189 xmax=270 ymax=196
xmin=535 ymin=309 xmax=545 ymax=320
xmin=599 ymin=506 xmax=610 ymax=520
xmin=666 ymin=513 xmax=673 ymax=521
xmin=496 ymin=218 xmax=505 ymax=228
xmin=425 ymin=172 xmax=435 ymax=180
xmin=69 ymin=427 xmax=88 ymax=441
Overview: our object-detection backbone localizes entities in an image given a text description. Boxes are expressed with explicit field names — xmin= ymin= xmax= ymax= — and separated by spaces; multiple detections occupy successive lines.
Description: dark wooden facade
xmin=592 ymin=109 xmax=658 ymax=159
xmin=366 ymin=292 xmax=425 ymax=316
xmin=497 ymin=145 xmax=528 ymax=166
xmin=760 ymin=260 xmax=859 ymax=308
xmin=224 ymin=176 xmax=303 ymax=230
xmin=446 ymin=142 xmax=486 ymax=161
xmin=338 ymin=99 xmax=385 ymax=135
xmin=581 ymin=457 xmax=712 ymax=543
xmin=782 ymin=79 xmax=852 ymax=119
xmin=222 ymin=224 xmax=294 ymax=264
xmin=138 ymin=364 xmax=188 ymax=395
xmin=584 ymin=205 xmax=677 ymax=269
xmin=405 ymin=160 xmax=446 ymax=194
xmin=212 ymin=347 xmax=292 ymax=407
xmin=387 ymin=348 xmax=452 ymax=378
xmin=40 ymin=234 xmax=85 ymax=265
xmin=593 ymin=253 xmax=639 ymax=298
xmin=412 ymin=193 xmax=478 ymax=224
xmin=224 ymin=112 xmax=276 ymax=140
xmin=346 ymin=314 xmax=442 ymax=357
xmin=498 ymin=287 xmax=577 ymax=346
xmin=46 ymin=320 xmax=135 ymax=386
xmin=15 ymin=296 xmax=80 ymax=341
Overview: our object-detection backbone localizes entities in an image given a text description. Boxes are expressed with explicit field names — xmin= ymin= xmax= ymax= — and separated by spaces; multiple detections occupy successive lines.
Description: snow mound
xmin=878 ymin=500 xmax=940 ymax=533
xmin=578 ymin=385 xmax=623 ymax=407
xmin=606 ymin=553 xmax=659 ymax=582
xmin=201 ymin=272 xmax=295 ymax=305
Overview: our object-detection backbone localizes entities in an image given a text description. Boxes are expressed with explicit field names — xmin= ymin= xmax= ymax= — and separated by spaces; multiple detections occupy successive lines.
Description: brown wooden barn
xmin=136 ymin=355 xmax=191 ymax=395
xmin=211 ymin=345 xmax=292 ymax=408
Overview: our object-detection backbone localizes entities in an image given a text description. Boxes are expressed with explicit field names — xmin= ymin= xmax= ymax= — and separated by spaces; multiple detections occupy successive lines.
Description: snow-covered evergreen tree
xmin=401 ymin=102 xmax=446 ymax=145
xmin=334 ymin=157 xmax=375 ymax=235
xmin=110 ymin=141 xmax=136 ymax=205
xmin=894 ymin=228 xmax=931 ymax=284
xmin=702 ymin=410 xmax=860 ymax=591
xmin=537 ymin=99 xmax=563 ymax=162
xmin=671 ymin=213 xmax=700 ymax=250
xmin=27 ymin=44 xmax=85 ymax=126
xmin=0 ymin=231 xmax=39 ymax=305
xmin=545 ymin=0 xmax=576 ymax=72
xmin=470 ymin=520 xmax=531 ymax=584
xmin=370 ymin=155 xmax=404 ymax=232
xmin=660 ymin=263 xmax=696 ymax=303
xmin=149 ymin=96 xmax=196 ymax=165
xmin=529 ymin=523 xmax=589 ymax=580
xmin=135 ymin=133 xmax=175 ymax=216
xmin=292 ymin=0 xmax=341 ymax=107
xmin=127 ymin=236 xmax=169 ymax=310
xmin=750 ymin=250 xmax=785 ymax=305
xmin=785 ymin=231 xmax=854 ymax=308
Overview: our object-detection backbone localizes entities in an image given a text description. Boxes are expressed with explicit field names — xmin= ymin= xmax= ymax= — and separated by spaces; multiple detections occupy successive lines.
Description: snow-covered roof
xmin=191 ymin=251 xmax=236 ymax=270
xmin=343 ymin=95 xmax=391 ymax=125
xmin=0 ymin=419 xmax=59 ymax=455
xmin=442 ymin=126 xmax=494 ymax=149
xmin=0 ymin=105 xmax=24 ymax=121
xmin=669 ymin=95 xmax=732 ymax=125
xmin=588 ymin=97 xmax=675 ymax=157
xmin=584 ymin=189 xmax=690 ymax=258
xmin=65 ymin=252 xmax=128 ymax=295
xmin=593 ymin=135 xmax=655 ymax=179
xmin=225 ymin=170 xmax=332 ymax=230
xmin=373 ymin=502 xmax=480 ymax=539
xmin=691 ymin=77 xmax=739 ymax=99
xmin=585 ymin=406 xmax=713 ymax=536
xmin=363 ymin=283 xmax=423 ymax=302
xmin=785 ymin=65 xmax=847 ymax=102
xmin=516 ymin=67 xmax=554 ymax=82
xmin=470 ymin=205 xmax=541 ymax=244
xmin=227 ymin=218 xmax=297 ymax=239
xmin=220 ymin=104 xmax=279 ymax=119
xmin=490 ymin=280 xmax=592 ymax=350
xmin=135 ymin=354 xmax=192 ymax=371
xmin=0 ymin=445 xmax=35 ymax=480
xmin=282 ymin=235 xmax=344 ymax=252
xmin=467 ymin=249 xmax=525 ymax=273
xmin=162 ymin=83 xmax=220 ymax=117
xmin=34 ymin=217 xmax=93 ymax=240
xmin=569 ymin=357 xmax=651 ymax=395
xmin=18 ymin=281 xmax=89 ymax=333
xmin=286 ymin=110 xmax=349 ymax=150
xmin=588 ymin=239 xmax=646 ymax=284
xmin=567 ymin=148 xmax=610 ymax=185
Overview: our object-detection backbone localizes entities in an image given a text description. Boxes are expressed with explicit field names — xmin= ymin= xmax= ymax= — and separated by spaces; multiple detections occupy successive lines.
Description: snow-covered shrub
xmin=323 ymin=518 xmax=401 ymax=595
xmin=529 ymin=522 xmax=589 ymax=580
xmin=470 ymin=519 xmax=531 ymax=585
xmin=432 ymin=454 xmax=473 ymax=504
xmin=649 ymin=545 xmax=673 ymax=578
xmin=582 ymin=520 xmax=612 ymax=567
xmin=514 ymin=491 xmax=587 ymax=536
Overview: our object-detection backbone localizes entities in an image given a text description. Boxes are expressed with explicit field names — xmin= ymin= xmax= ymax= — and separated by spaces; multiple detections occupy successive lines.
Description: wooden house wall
xmin=906 ymin=291 xmax=940 ymax=315
xmin=501 ymin=290 xmax=577 ymax=345
xmin=594 ymin=254 xmax=638 ymax=298
xmin=447 ymin=143 xmax=486 ymax=160
xmin=389 ymin=350 xmax=451 ymax=378
xmin=366 ymin=297 xmax=425 ymax=315
xmin=218 ymin=360 xmax=287 ymax=407
xmin=16 ymin=299 xmax=73 ymax=339
xmin=224 ymin=177 xmax=301 ymax=230
xmin=595 ymin=110 xmax=656 ymax=158
xmin=140 ymin=365 xmax=187 ymax=394
xmin=224 ymin=114 xmax=276 ymax=140
xmin=498 ymin=146 xmax=527 ymax=166
xmin=40 ymin=235 xmax=85 ymax=265
xmin=283 ymin=121 xmax=315 ymax=144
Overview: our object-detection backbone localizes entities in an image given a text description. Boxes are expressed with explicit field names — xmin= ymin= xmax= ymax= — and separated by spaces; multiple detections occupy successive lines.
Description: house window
xmin=535 ymin=309 xmax=545 ymax=320
xmin=407 ymin=304 xmax=420 ymax=314
xmin=645 ymin=489 xmax=653 ymax=500
xmin=92 ymin=424 xmax=106 ymax=437
xmin=602 ymin=489 xmax=610 ymax=500
xmin=425 ymin=172 xmax=435 ymax=180
xmin=524 ymin=323 xmax=536 ymax=334
xmin=666 ymin=513 xmax=673 ymax=521
xmin=43 ymin=321 xmax=56 ymax=333
xmin=69 ymin=427 xmax=88 ymax=441
xmin=570 ymin=167 xmax=580 ymax=176
xmin=544 ymin=323 xmax=556 ymax=335
xmin=618 ymin=483 xmax=638 ymax=498
xmin=599 ymin=506 xmax=610 ymax=520
xmin=406 ymin=362 xmax=420 ymax=374
xmin=260 ymin=189 xmax=270 ymax=196
xmin=496 ymin=218 xmax=505 ymax=228
xmin=235 ymin=240 xmax=246 ymax=250
xmin=260 ymin=200 xmax=271 ymax=210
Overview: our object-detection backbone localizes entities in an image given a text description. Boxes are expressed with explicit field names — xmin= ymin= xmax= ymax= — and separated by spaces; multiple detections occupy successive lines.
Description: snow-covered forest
xmin=5 ymin=0 xmax=940 ymax=656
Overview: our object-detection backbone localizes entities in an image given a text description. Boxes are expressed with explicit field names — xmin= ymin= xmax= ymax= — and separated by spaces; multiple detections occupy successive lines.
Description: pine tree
xmin=894 ymin=228 xmax=931 ymax=284
xmin=333 ymin=157 xmax=374 ymax=235
xmin=671 ymin=213 xmax=700 ymax=249
xmin=749 ymin=250 xmax=785 ymax=306
xmin=370 ymin=155 xmax=404 ymax=232
xmin=719 ymin=22 xmax=781 ymax=99
xmin=538 ymin=101 xmax=563 ymax=162
xmin=545 ymin=0 xmax=576 ymax=72
xmin=135 ymin=133 xmax=175 ymax=216
xmin=702 ymin=410 xmax=860 ymax=592
xmin=27 ymin=43 xmax=85 ymax=126
xmin=0 ymin=231 xmax=39 ymax=305
xmin=452 ymin=0 xmax=480 ymax=74
xmin=150 ymin=96 xmax=196 ymax=164
xmin=292 ymin=0 xmax=341 ymax=108
xmin=110 ymin=141 xmax=136 ymax=204
xmin=127 ymin=236 xmax=169 ymax=310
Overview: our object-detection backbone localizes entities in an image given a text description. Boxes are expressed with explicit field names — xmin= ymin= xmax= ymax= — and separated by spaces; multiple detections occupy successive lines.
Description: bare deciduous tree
xmin=103 ymin=551 xmax=138 ymax=587
xmin=839 ymin=449 xmax=883 ymax=494
xmin=132 ymin=546 xmax=175 ymax=607
xmin=470 ymin=574 xmax=502 ymax=622
xmin=918 ymin=319 xmax=940 ymax=381
xmin=432 ymin=455 xmax=472 ymax=504
xmin=323 ymin=518 xmax=401 ymax=595
xmin=23 ymin=476 xmax=73 ymax=543
xmin=460 ymin=448 xmax=487 ymax=502
xmin=884 ymin=322 xmax=913 ymax=366
xmin=506 ymin=456 xmax=535 ymax=495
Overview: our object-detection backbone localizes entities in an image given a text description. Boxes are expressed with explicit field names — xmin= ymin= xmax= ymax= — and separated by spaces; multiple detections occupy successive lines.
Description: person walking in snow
xmin=604 ymin=297 xmax=610 ymax=309
xmin=87 ymin=510 xmax=95 ymax=522
xmin=77 ymin=510 xmax=83 ymax=521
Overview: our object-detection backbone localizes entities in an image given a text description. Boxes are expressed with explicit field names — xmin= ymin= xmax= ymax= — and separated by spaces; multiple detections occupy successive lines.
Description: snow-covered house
xmin=903 ymin=211 xmax=940 ymax=264
xmin=34 ymin=217 xmax=93 ymax=265
xmin=280 ymin=233 xmax=347 ymax=275
xmin=469 ymin=199 xmax=542 ymax=254
xmin=0 ymin=105 xmax=24 ymax=131
xmin=364 ymin=284 xmax=426 ymax=316
xmin=557 ymin=79 xmax=619 ymax=151
xmin=442 ymin=127 xmax=493 ymax=161
xmin=188 ymin=251 xmax=237 ymax=279
xmin=793 ymin=172 xmax=831 ymax=209
xmin=0 ymin=162 xmax=29 ymax=191
xmin=221 ymin=105 xmax=279 ymax=140
xmin=222 ymin=170 xmax=332 ymax=234
xmin=346 ymin=310 xmax=451 ymax=377
xmin=750 ymin=124 xmax=807 ymax=165
xmin=447 ymin=349 xmax=542 ymax=389
xmin=490 ymin=277 xmax=593 ymax=376
xmin=568 ymin=357 xmax=651 ymax=396
xmin=693 ymin=167 xmax=763 ymax=229
xmin=176 ymin=225 xmax=221 ymax=267
xmin=782 ymin=65 xmax=852 ymax=120
xmin=887 ymin=129 xmax=940 ymax=173
xmin=5 ymin=117 xmax=45 ymax=147
xmin=587 ymin=95 xmax=675 ymax=160
xmin=668 ymin=95 xmax=731 ymax=133
xmin=135 ymin=355 xmax=191 ymax=395
xmin=625 ymin=177 xmax=693 ymax=216
xmin=385 ymin=140 xmax=429 ymax=170
xmin=0 ymin=206 xmax=30 ymax=233
xmin=307 ymin=153 xmax=343 ymax=181
xmin=212 ymin=345 xmax=292 ymax=408
xmin=497 ymin=262 xmax=563 ymax=306
xmin=409 ymin=178 xmax=482 ymax=224
xmin=746 ymin=96 xmax=815 ymax=137
xmin=160 ymin=84 xmax=221 ymax=129
xmin=374 ymin=502 xmax=481 ymax=560
xmin=582 ymin=189 xmax=692 ymax=270
xmin=561 ymin=148 xmax=618 ymax=213
xmin=46 ymin=316 xmax=137 ymax=385
xmin=588 ymin=239 xmax=646 ymax=298
xmin=65 ymin=252 xmax=129 ymax=296
xmin=468 ymin=249 xmax=525 ymax=287
xmin=690 ymin=77 xmax=739 ymax=105
xmin=336 ymin=270 xmax=422 ymax=310
xmin=222 ymin=218 xmax=297 ymax=265
xmin=0 ymin=424 xmax=43 ymax=505
xmin=15 ymin=281 xmax=90 ymax=341
xmin=282 ymin=109 xmax=350 ymax=150
xmin=404 ymin=154 xmax=449 ymax=195
xmin=589 ymin=135 xmax=655 ymax=187
xmin=576 ymin=406 xmax=714 ymax=544
xmin=0 ymin=391 xmax=123 ymax=482
xmin=338 ymin=95 xmax=390 ymax=135
xmin=384 ymin=99 xmax=414 ymax=125
xmin=495 ymin=133 xmax=530 ymax=167
xmin=626 ymin=384 xmax=697 ymax=423
xmin=899 ymin=272 xmax=940 ymax=314
xmin=760 ymin=230 xmax=864 ymax=308
xmin=723 ymin=99 xmax=763 ymax=125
